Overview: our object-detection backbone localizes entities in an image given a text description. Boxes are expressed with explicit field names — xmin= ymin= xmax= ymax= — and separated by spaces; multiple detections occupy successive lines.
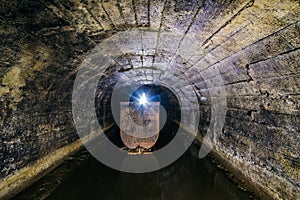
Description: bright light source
xmin=139 ymin=93 xmax=148 ymax=105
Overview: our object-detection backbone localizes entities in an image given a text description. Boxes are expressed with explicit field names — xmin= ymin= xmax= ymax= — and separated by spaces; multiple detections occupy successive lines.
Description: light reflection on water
xmin=14 ymin=145 xmax=256 ymax=200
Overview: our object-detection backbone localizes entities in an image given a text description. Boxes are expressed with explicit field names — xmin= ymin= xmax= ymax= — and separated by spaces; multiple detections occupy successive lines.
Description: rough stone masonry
xmin=0 ymin=0 xmax=299 ymax=199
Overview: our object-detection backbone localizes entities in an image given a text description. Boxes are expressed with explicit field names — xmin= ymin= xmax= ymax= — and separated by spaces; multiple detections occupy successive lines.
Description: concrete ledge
xmin=174 ymin=121 xmax=273 ymax=200
xmin=0 ymin=124 xmax=113 ymax=200
xmin=178 ymin=121 xmax=300 ymax=200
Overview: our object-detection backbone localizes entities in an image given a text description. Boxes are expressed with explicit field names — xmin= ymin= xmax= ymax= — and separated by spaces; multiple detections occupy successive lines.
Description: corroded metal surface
xmin=120 ymin=102 xmax=160 ymax=149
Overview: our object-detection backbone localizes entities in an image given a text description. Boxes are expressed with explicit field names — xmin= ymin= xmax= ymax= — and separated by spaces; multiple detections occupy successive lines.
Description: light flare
xmin=139 ymin=92 xmax=148 ymax=105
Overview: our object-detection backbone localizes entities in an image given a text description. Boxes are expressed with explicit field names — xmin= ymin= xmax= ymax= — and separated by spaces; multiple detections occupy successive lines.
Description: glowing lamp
xmin=139 ymin=93 xmax=148 ymax=106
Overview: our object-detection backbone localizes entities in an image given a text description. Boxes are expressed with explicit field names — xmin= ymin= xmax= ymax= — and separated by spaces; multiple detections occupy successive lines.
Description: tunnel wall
xmin=0 ymin=1 xmax=100 ymax=198
xmin=197 ymin=22 xmax=300 ymax=199
xmin=0 ymin=0 xmax=299 ymax=199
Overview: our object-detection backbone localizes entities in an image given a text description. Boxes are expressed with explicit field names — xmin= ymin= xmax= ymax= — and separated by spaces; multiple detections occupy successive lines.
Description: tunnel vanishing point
xmin=0 ymin=0 xmax=299 ymax=199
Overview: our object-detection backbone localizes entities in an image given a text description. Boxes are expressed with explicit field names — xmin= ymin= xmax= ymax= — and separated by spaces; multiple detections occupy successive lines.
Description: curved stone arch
xmin=72 ymin=29 xmax=203 ymax=172
xmin=74 ymin=28 xmax=227 ymax=161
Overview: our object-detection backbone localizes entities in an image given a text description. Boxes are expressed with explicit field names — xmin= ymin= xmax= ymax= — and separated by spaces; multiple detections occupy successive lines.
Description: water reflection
xmin=14 ymin=145 xmax=255 ymax=200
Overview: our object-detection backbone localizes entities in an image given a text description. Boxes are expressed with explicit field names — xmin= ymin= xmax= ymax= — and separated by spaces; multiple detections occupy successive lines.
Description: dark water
xmin=14 ymin=145 xmax=257 ymax=200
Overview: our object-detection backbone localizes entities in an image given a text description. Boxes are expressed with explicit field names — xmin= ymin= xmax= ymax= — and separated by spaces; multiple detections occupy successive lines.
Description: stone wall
xmin=0 ymin=0 xmax=95 ymax=180
xmin=0 ymin=0 xmax=299 ymax=199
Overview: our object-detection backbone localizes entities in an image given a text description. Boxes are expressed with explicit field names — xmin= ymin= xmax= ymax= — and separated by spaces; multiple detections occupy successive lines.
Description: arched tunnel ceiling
xmin=1 ymin=0 xmax=300 ymax=106
xmin=0 ymin=0 xmax=300 ymax=199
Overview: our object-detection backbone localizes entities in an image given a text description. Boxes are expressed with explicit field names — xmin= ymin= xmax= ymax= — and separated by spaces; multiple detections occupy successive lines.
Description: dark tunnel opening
xmin=1 ymin=0 xmax=299 ymax=199
xmin=96 ymin=84 xmax=181 ymax=151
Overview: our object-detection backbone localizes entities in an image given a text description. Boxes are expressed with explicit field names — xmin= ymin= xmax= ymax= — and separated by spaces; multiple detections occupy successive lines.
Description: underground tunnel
xmin=0 ymin=0 xmax=299 ymax=199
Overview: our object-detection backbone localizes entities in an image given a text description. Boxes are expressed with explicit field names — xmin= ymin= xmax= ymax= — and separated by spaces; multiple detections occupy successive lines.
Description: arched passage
xmin=0 ymin=0 xmax=299 ymax=199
